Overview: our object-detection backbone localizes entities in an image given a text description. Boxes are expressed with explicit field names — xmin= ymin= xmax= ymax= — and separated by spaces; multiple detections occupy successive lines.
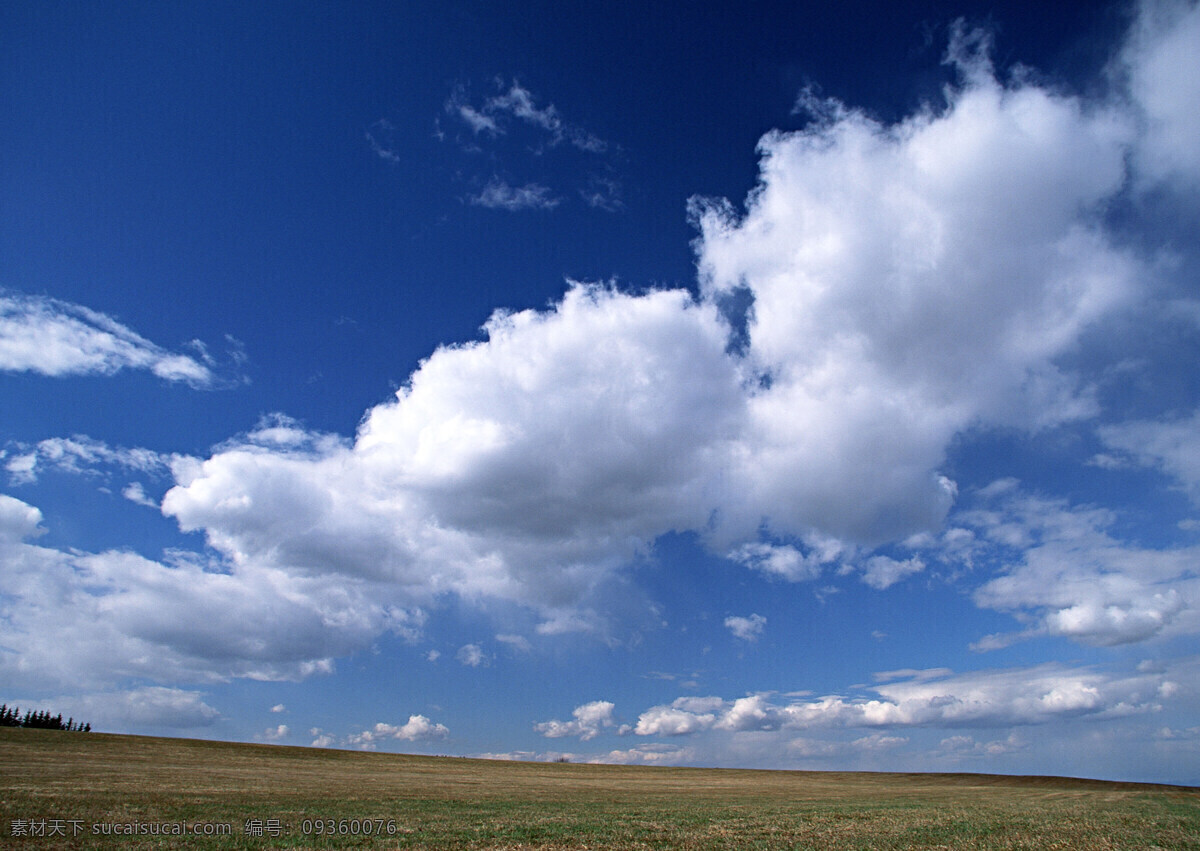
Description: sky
xmin=2 ymin=0 xmax=1200 ymax=785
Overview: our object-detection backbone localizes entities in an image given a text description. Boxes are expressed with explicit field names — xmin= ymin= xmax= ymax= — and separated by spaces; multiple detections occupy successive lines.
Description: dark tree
xmin=0 ymin=705 xmax=91 ymax=731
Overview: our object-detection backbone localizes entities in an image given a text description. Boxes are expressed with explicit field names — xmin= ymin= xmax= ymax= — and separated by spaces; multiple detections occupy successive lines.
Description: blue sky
xmin=2 ymin=0 xmax=1200 ymax=784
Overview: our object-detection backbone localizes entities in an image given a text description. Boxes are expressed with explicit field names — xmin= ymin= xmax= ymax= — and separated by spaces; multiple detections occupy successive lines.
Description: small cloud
xmin=309 ymin=728 xmax=336 ymax=748
xmin=861 ymin=555 xmax=925 ymax=590
xmin=728 ymin=540 xmax=839 ymax=582
xmin=4 ymin=452 xmax=37 ymax=485
xmin=454 ymin=103 xmax=500 ymax=135
xmin=262 ymin=724 xmax=289 ymax=742
xmin=366 ymin=119 xmax=400 ymax=163
xmin=580 ymin=176 xmax=623 ymax=211
xmin=534 ymin=701 xmax=616 ymax=741
xmin=815 ymin=586 xmax=840 ymax=603
xmin=495 ymin=633 xmax=531 ymax=652
xmin=593 ymin=744 xmax=693 ymax=766
xmin=348 ymin=715 xmax=450 ymax=749
xmin=939 ymin=732 xmax=1025 ymax=757
xmin=724 ymin=614 xmax=766 ymax=642
xmin=469 ymin=179 xmax=559 ymax=211
xmin=270 ymin=703 xmax=286 ymax=713
xmin=122 ymin=482 xmax=159 ymax=508
xmin=426 ymin=649 xmax=441 ymax=662
xmin=456 ymin=643 xmax=489 ymax=667
xmin=458 ymin=80 xmax=607 ymax=153
xmin=1087 ymin=452 xmax=1130 ymax=470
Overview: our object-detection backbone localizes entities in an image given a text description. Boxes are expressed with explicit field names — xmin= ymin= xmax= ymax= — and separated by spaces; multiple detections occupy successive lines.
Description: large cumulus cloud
xmin=163 ymin=286 xmax=743 ymax=618
xmin=164 ymin=24 xmax=1154 ymax=623
xmin=6 ymin=4 xmax=1200 ymax=690
xmin=692 ymin=27 xmax=1137 ymax=543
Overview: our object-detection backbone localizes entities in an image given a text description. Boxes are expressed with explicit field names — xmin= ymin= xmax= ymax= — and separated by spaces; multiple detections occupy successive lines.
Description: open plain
xmin=2 ymin=727 xmax=1198 ymax=849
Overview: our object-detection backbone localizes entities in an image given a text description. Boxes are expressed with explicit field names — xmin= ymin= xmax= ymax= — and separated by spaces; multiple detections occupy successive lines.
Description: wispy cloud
xmin=448 ymin=80 xmax=608 ymax=153
xmin=437 ymin=78 xmax=618 ymax=212
xmin=5 ymin=434 xmax=173 ymax=486
xmin=1099 ymin=411 xmax=1200 ymax=504
xmin=0 ymin=292 xmax=218 ymax=386
xmin=469 ymin=178 xmax=559 ymax=210
xmin=365 ymin=118 xmax=401 ymax=163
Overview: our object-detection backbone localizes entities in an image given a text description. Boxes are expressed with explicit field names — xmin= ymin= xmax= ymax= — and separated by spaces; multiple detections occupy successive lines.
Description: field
xmin=2 ymin=728 xmax=1198 ymax=849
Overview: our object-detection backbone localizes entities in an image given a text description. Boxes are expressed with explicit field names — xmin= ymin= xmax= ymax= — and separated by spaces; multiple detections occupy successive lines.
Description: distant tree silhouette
xmin=0 ymin=704 xmax=90 ymax=731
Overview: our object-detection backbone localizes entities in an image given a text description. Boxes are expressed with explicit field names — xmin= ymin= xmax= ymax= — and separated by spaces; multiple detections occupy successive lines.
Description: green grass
xmin=2 ymin=727 xmax=1198 ymax=848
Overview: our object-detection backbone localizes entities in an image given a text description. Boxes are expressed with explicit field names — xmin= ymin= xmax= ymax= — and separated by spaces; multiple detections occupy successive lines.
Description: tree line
xmin=0 ymin=704 xmax=91 ymax=732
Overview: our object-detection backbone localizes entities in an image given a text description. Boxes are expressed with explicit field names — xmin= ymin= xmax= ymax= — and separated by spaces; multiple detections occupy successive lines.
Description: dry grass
xmin=2 ymin=727 xmax=1198 ymax=848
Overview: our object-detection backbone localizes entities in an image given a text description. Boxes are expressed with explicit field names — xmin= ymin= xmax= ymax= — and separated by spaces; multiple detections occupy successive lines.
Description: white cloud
xmin=121 ymin=482 xmax=159 ymax=508
xmin=469 ymin=179 xmax=559 ymax=210
xmin=0 ymin=493 xmax=44 ymax=540
xmin=270 ymin=703 xmax=286 ymax=713
xmin=632 ymin=664 xmax=1171 ymax=737
xmin=368 ymin=715 xmax=449 ymax=743
xmin=495 ymin=633 xmax=532 ymax=652
xmin=441 ymin=80 xmax=614 ymax=212
xmin=365 ymin=118 xmax=401 ymax=163
xmin=4 ymin=434 xmax=175 ymax=487
xmin=43 ymin=436 xmax=166 ymax=478
xmin=534 ymin=700 xmax=617 ymax=741
xmin=262 ymin=724 xmax=289 ymax=742
xmin=634 ymin=699 xmax=720 ymax=736
xmin=158 ymin=23 xmax=1183 ymax=636
xmin=726 ymin=542 xmax=834 ymax=582
xmin=580 ymin=175 xmax=623 ymax=211
xmin=956 ymin=489 xmax=1200 ymax=647
xmin=346 ymin=716 xmax=449 ymax=749
xmin=592 ymin=744 xmax=694 ymax=765
xmin=939 ymin=732 xmax=1026 ymax=758
xmin=40 ymin=686 xmax=221 ymax=731
xmin=449 ymin=80 xmax=607 ymax=153
xmin=162 ymin=285 xmax=742 ymax=622
xmin=724 ymin=614 xmax=766 ymax=641
xmin=1121 ymin=0 xmax=1200 ymax=189
xmin=0 ymin=292 xmax=215 ymax=385
xmin=861 ymin=555 xmax=926 ymax=590
xmin=456 ymin=643 xmax=488 ymax=667
xmin=0 ymin=492 xmax=424 ymax=691
xmin=454 ymin=102 xmax=499 ymax=135
xmin=310 ymin=729 xmax=336 ymax=748
xmin=787 ymin=734 xmax=908 ymax=760
xmin=9 ymin=12 xmax=1200 ymax=692
xmin=692 ymin=26 xmax=1137 ymax=546
xmin=1099 ymin=411 xmax=1200 ymax=503
xmin=4 ymin=453 xmax=36 ymax=485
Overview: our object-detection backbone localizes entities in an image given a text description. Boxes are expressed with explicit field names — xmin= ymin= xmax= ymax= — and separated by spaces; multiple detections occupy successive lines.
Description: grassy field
xmin=2 ymin=727 xmax=1198 ymax=849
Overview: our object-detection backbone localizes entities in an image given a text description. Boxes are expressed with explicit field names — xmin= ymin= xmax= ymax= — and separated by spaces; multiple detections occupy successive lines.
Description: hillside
xmin=2 ymin=727 xmax=1197 ymax=848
